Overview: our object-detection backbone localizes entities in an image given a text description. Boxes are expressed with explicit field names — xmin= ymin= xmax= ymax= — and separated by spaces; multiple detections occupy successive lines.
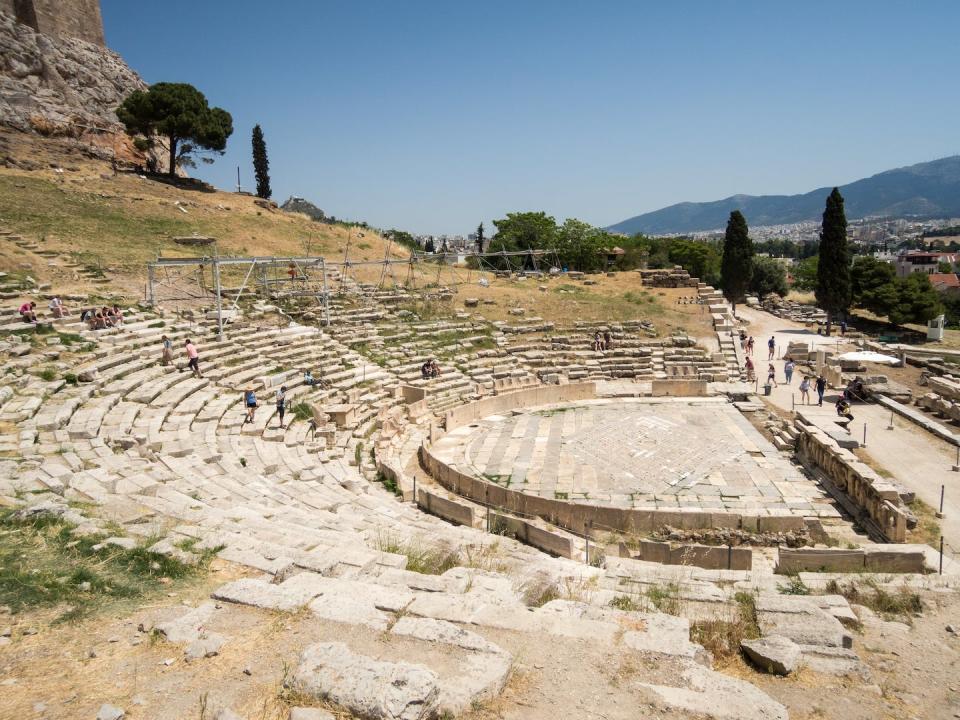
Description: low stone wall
xmin=416 ymin=488 xmax=475 ymax=527
xmin=422 ymin=386 xmax=806 ymax=536
xmin=444 ymin=383 xmax=597 ymax=431
xmin=777 ymin=546 xmax=926 ymax=574
xmin=651 ymin=379 xmax=709 ymax=397
xmin=638 ymin=267 xmax=699 ymax=288
xmin=629 ymin=539 xmax=752 ymax=571
xmin=794 ymin=423 xmax=909 ymax=543
xmin=492 ymin=513 xmax=573 ymax=558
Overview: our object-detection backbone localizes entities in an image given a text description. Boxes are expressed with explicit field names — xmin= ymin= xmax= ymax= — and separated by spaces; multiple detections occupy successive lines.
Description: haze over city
xmin=100 ymin=0 xmax=960 ymax=235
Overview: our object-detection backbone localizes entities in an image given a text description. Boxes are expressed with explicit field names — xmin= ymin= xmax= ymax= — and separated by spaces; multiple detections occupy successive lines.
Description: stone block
xmin=417 ymin=489 xmax=474 ymax=527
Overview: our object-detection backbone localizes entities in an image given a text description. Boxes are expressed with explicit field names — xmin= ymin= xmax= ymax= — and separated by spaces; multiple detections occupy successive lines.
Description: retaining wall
xmin=417 ymin=488 xmax=475 ymax=527
xmin=794 ymin=422 xmax=909 ymax=543
xmin=777 ymin=546 xmax=926 ymax=574
xmin=444 ymin=382 xmax=597 ymax=431
xmin=492 ymin=512 xmax=573 ymax=558
xmin=629 ymin=539 xmax=752 ymax=571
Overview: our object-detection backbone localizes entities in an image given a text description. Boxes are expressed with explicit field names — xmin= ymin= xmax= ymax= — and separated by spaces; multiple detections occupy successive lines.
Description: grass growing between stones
xmin=0 ymin=509 xmax=218 ymax=623
xmin=907 ymin=497 xmax=942 ymax=547
xmin=375 ymin=533 xmax=460 ymax=575
xmin=645 ymin=583 xmax=682 ymax=615
xmin=291 ymin=402 xmax=313 ymax=422
xmin=824 ymin=578 xmax=923 ymax=622
xmin=689 ymin=591 xmax=761 ymax=664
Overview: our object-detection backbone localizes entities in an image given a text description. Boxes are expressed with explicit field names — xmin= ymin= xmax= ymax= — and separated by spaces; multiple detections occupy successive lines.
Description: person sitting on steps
xmin=303 ymin=369 xmax=315 ymax=386
xmin=836 ymin=396 xmax=854 ymax=423
xmin=18 ymin=300 xmax=37 ymax=324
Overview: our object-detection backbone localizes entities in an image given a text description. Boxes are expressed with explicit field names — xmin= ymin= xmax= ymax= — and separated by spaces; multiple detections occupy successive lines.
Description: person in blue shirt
xmin=243 ymin=387 xmax=258 ymax=424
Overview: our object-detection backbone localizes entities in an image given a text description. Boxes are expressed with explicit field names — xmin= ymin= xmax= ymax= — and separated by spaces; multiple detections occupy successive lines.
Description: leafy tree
xmin=792 ymin=255 xmax=819 ymax=290
xmin=938 ymin=260 xmax=953 ymax=273
xmin=669 ymin=239 xmax=721 ymax=286
xmin=815 ymin=188 xmax=852 ymax=335
xmin=749 ymin=257 xmax=788 ymax=298
xmin=251 ymin=124 xmax=271 ymax=199
xmin=491 ymin=212 xmax=557 ymax=251
xmin=117 ymin=82 xmax=233 ymax=177
xmin=850 ymin=256 xmax=896 ymax=312
xmin=720 ymin=210 xmax=754 ymax=313
xmin=476 ymin=222 xmax=485 ymax=253
xmin=887 ymin=274 xmax=943 ymax=325
xmin=388 ymin=229 xmax=417 ymax=250
xmin=555 ymin=218 xmax=603 ymax=272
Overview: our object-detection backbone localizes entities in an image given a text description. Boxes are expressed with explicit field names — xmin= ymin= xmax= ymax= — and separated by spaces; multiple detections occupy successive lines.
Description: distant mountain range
xmin=607 ymin=156 xmax=960 ymax=235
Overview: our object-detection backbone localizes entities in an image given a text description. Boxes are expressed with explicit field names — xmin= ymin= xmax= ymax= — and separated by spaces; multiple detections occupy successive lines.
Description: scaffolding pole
xmin=213 ymin=257 xmax=224 ymax=341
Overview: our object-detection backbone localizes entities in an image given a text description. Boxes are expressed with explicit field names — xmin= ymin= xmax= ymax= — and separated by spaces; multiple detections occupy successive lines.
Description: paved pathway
xmin=738 ymin=306 xmax=960 ymax=556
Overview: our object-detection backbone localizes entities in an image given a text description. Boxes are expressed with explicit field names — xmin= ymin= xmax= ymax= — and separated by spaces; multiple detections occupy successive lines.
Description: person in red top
xmin=18 ymin=301 xmax=37 ymax=323
xmin=184 ymin=339 xmax=202 ymax=378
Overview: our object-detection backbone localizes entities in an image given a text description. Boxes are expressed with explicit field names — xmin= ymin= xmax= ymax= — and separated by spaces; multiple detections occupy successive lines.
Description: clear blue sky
xmin=101 ymin=0 xmax=959 ymax=235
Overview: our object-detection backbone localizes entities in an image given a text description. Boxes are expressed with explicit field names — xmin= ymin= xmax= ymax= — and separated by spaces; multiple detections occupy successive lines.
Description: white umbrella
xmin=835 ymin=351 xmax=900 ymax=365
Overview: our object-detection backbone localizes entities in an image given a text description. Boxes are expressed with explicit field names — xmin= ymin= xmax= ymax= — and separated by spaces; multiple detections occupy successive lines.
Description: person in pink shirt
xmin=184 ymin=339 xmax=202 ymax=378
xmin=18 ymin=301 xmax=37 ymax=323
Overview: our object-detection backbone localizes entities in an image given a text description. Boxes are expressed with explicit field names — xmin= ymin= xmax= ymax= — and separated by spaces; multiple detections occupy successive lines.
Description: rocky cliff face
xmin=0 ymin=10 xmax=144 ymax=134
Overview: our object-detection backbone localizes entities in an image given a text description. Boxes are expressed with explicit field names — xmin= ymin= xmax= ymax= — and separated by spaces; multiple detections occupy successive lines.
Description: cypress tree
xmin=815 ymin=187 xmax=851 ymax=335
xmin=720 ymin=210 xmax=753 ymax=314
xmin=251 ymin=124 xmax=271 ymax=199
xmin=476 ymin=222 xmax=485 ymax=253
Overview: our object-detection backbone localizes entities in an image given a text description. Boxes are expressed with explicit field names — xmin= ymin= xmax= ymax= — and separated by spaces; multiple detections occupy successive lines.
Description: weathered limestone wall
xmin=794 ymin=422 xmax=909 ymax=543
xmin=492 ymin=512 xmax=573 ymax=559
xmin=777 ymin=546 xmax=926 ymax=574
xmin=629 ymin=539 xmax=753 ymax=571
xmin=416 ymin=488 xmax=475 ymax=527
xmin=0 ymin=9 xmax=144 ymax=133
xmin=443 ymin=383 xmax=597 ymax=431
xmin=5 ymin=0 xmax=105 ymax=45
xmin=651 ymin=379 xmax=709 ymax=397
xmin=639 ymin=266 xmax=699 ymax=288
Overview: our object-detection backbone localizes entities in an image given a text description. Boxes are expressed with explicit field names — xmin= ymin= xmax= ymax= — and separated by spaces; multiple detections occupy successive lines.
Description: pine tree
xmin=720 ymin=210 xmax=753 ymax=314
xmin=816 ymin=188 xmax=852 ymax=335
xmin=251 ymin=124 xmax=271 ymax=199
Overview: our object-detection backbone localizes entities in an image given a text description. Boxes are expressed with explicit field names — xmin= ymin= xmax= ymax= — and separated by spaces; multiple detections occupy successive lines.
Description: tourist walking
xmin=745 ymin=356 xmax=755 ymax=382
xmin=593 ymin=331 xmax=604 ymax=352
xmin=276 ymin=385 xmax=287 ymax=429
xmin=603 ymin=330 xmax=612 ymax=351
xmin=815 ymin=374 xmax=826 ymax=406
xmin=784 ymin=358 xmax=795 ymax=385
xmin=767 ymin=336 xmax=776 ymax=360
xmin=184 ymin=339 xmax=202 ymax=378
xmin=160 ymin=335 xmax=174 ymax=366
xmin=243 ymin=386 xmax=258 ymax=424
xmin=767 ymin=363 xmax=778 ymax=388
xmin=799 ymin=376 xmax=811 ymax=405
xmin=746 ymin=336 xmax=754 ymax=356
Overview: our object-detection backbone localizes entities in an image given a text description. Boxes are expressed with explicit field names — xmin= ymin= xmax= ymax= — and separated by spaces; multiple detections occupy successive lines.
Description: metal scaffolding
xmin=144 ymin=247 xmax=561 ymax=339
xmin=146 ymin=255 xmax=332 ymax=339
